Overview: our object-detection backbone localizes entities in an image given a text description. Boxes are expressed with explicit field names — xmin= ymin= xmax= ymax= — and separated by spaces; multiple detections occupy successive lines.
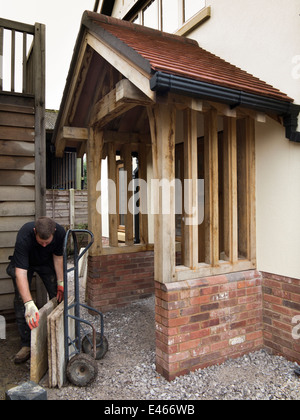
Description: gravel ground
xmin=1 ymin=267 xmax=299 ymax=401
xmin=46 ymin=295 xmax=300 ymax=401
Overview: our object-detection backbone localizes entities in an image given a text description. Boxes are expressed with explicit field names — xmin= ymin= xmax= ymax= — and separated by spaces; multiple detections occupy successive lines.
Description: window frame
xmin=175 ymin=110 xmax=256 ymax=282
xmin=132 ymin=0 xmax=208 ymax=33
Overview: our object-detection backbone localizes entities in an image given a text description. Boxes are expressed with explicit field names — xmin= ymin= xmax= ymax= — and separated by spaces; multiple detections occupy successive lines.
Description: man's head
xmin=34 ymin=217 xmax=56 ymax=247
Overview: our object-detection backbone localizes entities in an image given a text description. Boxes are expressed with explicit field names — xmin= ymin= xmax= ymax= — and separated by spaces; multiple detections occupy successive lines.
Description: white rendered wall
xmin=191 ymin=0 xmax=300 ymax=278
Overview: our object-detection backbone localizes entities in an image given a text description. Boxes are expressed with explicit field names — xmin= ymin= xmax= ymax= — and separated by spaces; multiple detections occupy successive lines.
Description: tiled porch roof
xmin=86 ymin=12 xmax=293 ymax=103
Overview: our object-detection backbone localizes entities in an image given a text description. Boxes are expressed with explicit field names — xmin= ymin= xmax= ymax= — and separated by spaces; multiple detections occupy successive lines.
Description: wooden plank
xmin=115 ymin=79 xmax=153 ymax=106
xmin=0 ymin=231 xmax=17 ymax=248
xmin=236 ymin=117 xmax=256 ymax=263
xmin=0 ymin=186 xmax=35 ymax=201
xmin=204 ymin=109 xmax=219 ymax=266
xmin=123 ymin=145 xmax=134 ymax=246
xmin=86 ymin=33 xmax=155 ymax=102
xmin=0 ymin=202 xmax=35 ymax=217
xmin=0 ymin=294 xmax=14 ymax=311
xmin=147 ymin=103 xmax=176 ymax=284
xmin=62 ymin=126 xmax=88 ymax=141
xmin=0 ymin=279 xmax=14 ymax=295
xmin=0 ymin=103 xmax=34 ymax=114
xmin=0 ymin=140 xmax=35 ymax=156
xmin=0 ymin=247 xmax=14 ymax=263
xmin=0 ymin=126 xmax=34 ymax=142
xmin=34 ymin=22 xmax=46 ymax=220
xmin=11 ymin=30 xmax=15 ymax=92
xmin=0 ymin=170 xmax=35 ymax=186
xmin=183 ymin=108 xmax=198 ymax=269
xmin=0 ymin=216 xmax=34 ymax=232
xmin=0 ymin=27 xmax=3 ymax=91
xmin=55 ymin=38 xmax=89 ymax=158
xmin=138 ymin=142 xmax=149 ymax=245
xmin=90 ymin=84 xmax=136 ymax=128
xmin=223 ymin=117 xmax=238 ymax=263
xmin=0 ymin=111 xmax=34 ymax=128
xmin=87 ymin=127 xmax=104 ymax=255
xmin=0 ymin=17 xmax=35 ymax=34
xmin=0 ymin=262 xmax=10 ymax=279
xmin=247 ymin=117 xmax=256 ymax=264
xmin=107 ymin=142 xmax=118 ymax=247
xmin=0 ymin=156 xmax=35 ymax=170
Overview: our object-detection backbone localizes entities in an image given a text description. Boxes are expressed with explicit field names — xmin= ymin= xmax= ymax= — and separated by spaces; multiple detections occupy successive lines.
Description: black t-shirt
xmin=13 ymin=222 xmax=66 ymax=270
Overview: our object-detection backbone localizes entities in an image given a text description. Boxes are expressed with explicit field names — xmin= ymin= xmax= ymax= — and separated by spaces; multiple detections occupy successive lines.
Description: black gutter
xmin=150 ymin=71 xmax=300 ymax=143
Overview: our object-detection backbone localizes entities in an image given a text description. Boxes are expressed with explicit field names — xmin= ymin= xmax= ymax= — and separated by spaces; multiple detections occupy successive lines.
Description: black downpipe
xmin=150 ymin=72 xmax=300 ymax=143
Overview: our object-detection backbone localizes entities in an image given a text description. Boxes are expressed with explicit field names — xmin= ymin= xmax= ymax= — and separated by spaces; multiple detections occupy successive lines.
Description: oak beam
xmin=204 ymin=109 xmax=219 ymax=266
xmin=55 ymin=37 xmax=89 ymax=157
xmin=147 ymin=103 xmax=176 ymax=284
xmin=122 ymin=145 xmax=134 ymax=246
xmin=223 ymin=117 xmax=238 ymax=263
xmin=90 ymin=79 xmax=154 ymax=128
xmin=183 ymin=109 xmax=199 ymax=269
xmin=87 ymin=127 xmax=104 ymax=256
xmin=107 ymin=143 xmax=119 ymax=247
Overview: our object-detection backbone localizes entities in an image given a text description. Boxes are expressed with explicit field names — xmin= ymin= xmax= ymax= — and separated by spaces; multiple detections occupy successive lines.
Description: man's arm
xmin=15 ymin=268 xmax=39 ymax=330
xmin=15 ymin=268 xmax=32 ymax=303
xmin=53 ymin=254 xmax=64 ymax=302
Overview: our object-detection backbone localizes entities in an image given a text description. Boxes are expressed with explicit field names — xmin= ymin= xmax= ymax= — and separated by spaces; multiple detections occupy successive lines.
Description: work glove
xmin=24 ymin=301 xmax=39 ymax=330
xmin=57 ymin=281 xmax=64 ymax=303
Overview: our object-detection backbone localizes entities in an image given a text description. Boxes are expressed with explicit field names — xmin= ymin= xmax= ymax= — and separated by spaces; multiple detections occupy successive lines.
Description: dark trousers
xmin=6 ymin=258 xmax=58 ymax=347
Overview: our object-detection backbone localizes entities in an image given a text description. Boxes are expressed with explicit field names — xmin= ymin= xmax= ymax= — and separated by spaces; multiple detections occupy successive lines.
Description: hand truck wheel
xmin=82 ymin=333 xmax=109 ymax=360
xmin=66 ymin=353 xmax=98 ymax=387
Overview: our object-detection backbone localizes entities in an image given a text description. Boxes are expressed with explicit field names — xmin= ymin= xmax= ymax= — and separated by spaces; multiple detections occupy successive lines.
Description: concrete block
xmin=5 ymin=381 xmax=47 ymax=400
xmin=30 ymin=298 xmax=58 ymax=384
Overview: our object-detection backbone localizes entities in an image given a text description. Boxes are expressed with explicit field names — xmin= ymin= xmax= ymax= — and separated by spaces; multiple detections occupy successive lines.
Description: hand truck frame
xmin=63 ymin=229 xmax=108 ymax=387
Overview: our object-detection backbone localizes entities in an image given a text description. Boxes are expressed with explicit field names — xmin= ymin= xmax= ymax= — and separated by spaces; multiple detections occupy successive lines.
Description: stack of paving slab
xmin=30 ymin=296 xmax=75 ymax=389
xmin=30 ymin=298 xmax=58 ymax=385
xmin=47 ymin=296 xmax=75 ymax=388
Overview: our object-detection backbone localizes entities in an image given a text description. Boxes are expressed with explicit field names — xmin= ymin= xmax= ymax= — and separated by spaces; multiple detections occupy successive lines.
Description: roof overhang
xmin=52 ymin=11 xmax=300 ymax=156
xmin=151 ymin=71 xmax=300 ymax=142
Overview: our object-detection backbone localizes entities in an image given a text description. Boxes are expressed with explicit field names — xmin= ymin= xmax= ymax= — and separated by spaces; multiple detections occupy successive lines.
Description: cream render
xmin=101 ymin=0 xmax=300 ymax=280
xmin=192 ymin=0 xmax=300 ymax=280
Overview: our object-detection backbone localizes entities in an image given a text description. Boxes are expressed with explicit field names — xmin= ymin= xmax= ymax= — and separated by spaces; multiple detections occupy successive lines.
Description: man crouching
xmin=6 ymin=217 xmax=66 ymax=364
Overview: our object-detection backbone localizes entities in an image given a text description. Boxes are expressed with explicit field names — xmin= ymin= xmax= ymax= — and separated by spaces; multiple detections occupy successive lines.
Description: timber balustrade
xmin=0 ymin=17 xmax=44 ymax=95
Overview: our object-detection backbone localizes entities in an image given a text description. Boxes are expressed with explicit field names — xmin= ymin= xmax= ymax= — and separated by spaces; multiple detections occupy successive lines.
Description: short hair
xmin=35 ymin=217 xmax=56 ymax=240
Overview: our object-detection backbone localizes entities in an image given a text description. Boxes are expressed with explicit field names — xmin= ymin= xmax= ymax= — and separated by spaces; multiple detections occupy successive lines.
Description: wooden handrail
xmin=0 ymin=17 xmax=35 ymax=35
xmin=0 ymin=17 xmax=42 ymax=94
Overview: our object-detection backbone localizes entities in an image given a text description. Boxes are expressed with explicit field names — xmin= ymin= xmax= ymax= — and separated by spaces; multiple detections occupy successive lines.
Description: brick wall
xmin=262 ymin=272 xmax=300 ymax=364
xmin=86 ymin=251 xmax=300 ymax=381
xmin=155 ymin=270 xmax=263 ymax=381
xmin=87 ymin=251 xmax=154 ymax=312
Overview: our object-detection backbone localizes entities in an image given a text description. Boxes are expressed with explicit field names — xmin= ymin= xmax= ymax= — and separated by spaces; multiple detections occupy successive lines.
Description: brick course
xmin=155 ymin=270 xmax=263 ymax=381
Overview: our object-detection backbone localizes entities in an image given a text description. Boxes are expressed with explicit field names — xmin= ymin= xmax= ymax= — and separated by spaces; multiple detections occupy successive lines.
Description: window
xmin=143 ymin=0 xmax=159 ymax=30
xmin=175 ymin=111 xmax=256 ymax=277
xmin=136 ymin=0 xmax=207 ymax=33
xmin=162 ymin=0 xmax=179 ymax=33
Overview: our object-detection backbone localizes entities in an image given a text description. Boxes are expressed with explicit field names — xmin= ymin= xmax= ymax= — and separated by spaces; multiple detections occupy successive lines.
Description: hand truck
xmin=63 ymin=229 xmax=108 ymax=387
